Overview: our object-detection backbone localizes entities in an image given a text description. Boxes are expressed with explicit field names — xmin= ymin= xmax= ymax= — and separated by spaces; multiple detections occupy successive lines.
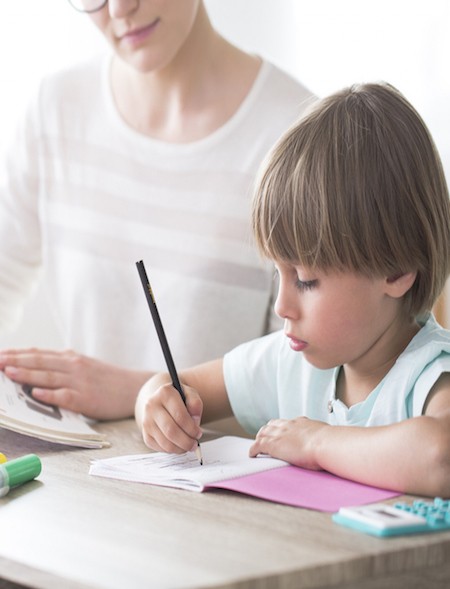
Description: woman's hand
xmin=0 ymin=348 xmax=151 ymax=420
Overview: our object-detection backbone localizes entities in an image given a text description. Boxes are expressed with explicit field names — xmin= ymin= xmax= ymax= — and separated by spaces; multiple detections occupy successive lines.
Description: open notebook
xmin=89 ymin=436 xmax=399 ymax=512
xmin=0 ymin=372 xmax=109 ymax=448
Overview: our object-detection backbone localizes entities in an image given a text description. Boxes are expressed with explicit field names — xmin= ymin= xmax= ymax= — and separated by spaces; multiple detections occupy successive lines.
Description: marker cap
xmin=1 ymin=454 xmax=42 ymax=488
xmin=0 ymin=453 xmax=7 ymax=464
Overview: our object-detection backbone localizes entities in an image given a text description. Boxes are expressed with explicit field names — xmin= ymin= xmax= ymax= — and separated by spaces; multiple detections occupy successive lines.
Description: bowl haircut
xmin=252 ymin=83 xmax=450 ymax=318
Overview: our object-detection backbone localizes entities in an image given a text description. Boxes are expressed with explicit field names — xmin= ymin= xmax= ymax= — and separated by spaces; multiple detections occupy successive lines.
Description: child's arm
xmin=135 ymin=358 xmax=233 ymax=454
xmin=249 ymin=373 xmax=450 ymax=497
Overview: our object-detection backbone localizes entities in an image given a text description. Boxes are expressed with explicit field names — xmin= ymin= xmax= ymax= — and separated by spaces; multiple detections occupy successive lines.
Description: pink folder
xmin=210 ymin=465 xmax=400 ymax=512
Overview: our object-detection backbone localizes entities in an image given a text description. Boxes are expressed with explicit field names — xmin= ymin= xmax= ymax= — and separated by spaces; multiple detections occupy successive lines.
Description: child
xmin=135 ymin=82 xmax=450 ymax=497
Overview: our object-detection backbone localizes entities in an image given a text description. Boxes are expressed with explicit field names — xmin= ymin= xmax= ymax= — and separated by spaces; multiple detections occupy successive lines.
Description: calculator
xmin=332 ymin=498 xmax=450 ymax=537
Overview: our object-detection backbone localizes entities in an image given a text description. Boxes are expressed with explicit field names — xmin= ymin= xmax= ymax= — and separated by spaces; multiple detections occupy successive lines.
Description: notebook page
xmin=89 ymin=436 xmax=287 ymax=491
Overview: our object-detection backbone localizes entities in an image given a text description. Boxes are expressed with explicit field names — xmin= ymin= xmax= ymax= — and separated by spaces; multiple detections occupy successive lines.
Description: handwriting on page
xmin=110 ymin=452 xmax=237 ymax=483
xmin=131 ymin=452 xmax=221 ymax=472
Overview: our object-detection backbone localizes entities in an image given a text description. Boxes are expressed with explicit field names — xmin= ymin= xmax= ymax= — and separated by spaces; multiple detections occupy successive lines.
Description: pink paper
xmin=208 ymin=465 xmax=399 ymax=512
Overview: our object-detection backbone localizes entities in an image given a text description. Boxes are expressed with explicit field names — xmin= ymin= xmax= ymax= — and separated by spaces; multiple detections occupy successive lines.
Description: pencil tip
xmin=196 ymin=442 xmax=203 ymax=466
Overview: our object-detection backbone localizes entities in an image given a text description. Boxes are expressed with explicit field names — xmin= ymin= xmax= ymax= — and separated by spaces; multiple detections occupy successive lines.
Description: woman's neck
xmin=110 ymin=12 xmax=261 ymax=142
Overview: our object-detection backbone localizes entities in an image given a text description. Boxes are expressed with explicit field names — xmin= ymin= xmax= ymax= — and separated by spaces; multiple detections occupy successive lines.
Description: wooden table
xmin=1 ymin=419 xmax=450 ymax=589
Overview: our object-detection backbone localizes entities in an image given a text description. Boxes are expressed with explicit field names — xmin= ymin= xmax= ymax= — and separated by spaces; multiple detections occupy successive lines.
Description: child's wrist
xmin=310 ymin=422 xmax=331 ymax=470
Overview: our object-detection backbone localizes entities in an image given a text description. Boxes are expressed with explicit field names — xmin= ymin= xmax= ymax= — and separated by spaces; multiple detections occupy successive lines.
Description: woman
xmin=0 ymin=0 xmax=314 ymax=419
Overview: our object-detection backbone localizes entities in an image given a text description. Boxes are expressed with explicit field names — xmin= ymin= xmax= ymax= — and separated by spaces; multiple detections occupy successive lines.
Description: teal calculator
xmin=332 ymin=498 xmax=450 ymax=537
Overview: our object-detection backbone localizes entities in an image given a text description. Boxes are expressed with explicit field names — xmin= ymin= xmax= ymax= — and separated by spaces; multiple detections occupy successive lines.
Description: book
xmin=0 ymin=372 xmax=109 ymax=448
xmin=89 ymin=436 xmax=399 ymax=511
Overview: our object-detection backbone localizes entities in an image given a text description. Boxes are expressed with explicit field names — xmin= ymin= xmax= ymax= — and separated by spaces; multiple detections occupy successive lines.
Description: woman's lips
xmin=119 ymin=19 xmax=160 ymax=46
xmin=287 ymin=335 xmax=308 ymax=352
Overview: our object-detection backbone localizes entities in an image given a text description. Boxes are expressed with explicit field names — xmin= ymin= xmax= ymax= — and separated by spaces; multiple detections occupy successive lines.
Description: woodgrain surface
xmin=1 ymin=419 xmax=450 ymax=589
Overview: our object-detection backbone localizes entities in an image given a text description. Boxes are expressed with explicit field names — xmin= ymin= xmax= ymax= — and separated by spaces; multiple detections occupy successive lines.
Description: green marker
xmin=0 ymin=454 xmax=42 ymax=497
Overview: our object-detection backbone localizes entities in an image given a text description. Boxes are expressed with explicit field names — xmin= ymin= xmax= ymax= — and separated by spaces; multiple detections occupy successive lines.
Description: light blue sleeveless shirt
xmin=223 ymin=314 xmax=450 ymax=434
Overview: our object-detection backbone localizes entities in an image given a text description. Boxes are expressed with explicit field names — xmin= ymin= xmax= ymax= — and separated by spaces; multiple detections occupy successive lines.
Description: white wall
xmin=206 ymin=0 xmax=450 ymax=181
xmin=0 ymin=0 xmax=449 ymax=348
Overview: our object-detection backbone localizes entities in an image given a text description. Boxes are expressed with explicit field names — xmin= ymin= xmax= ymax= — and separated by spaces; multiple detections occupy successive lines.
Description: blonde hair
xmin=252 ymin=82 xmax=450 ymax=317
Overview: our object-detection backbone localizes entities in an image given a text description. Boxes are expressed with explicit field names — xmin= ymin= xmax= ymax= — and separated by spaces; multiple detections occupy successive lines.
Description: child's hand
xmin=249 ymin=417 xmax=328 ymax=470
xmin=137 ymin=378 xmax=203 ymax=454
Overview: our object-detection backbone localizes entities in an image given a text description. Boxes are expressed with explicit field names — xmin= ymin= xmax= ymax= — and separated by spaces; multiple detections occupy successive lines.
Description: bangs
xmin=252 ymin=113 xmax=395 ymax=275
xmin=252 ymin=145 xmax=336 ymax=268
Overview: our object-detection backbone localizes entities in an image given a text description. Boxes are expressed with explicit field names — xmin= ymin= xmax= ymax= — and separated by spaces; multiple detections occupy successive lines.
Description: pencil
xmin=136 ymin=260 xmax=203 ymax=465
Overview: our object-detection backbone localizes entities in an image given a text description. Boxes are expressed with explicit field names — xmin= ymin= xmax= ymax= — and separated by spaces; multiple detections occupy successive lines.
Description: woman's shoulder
xmin=36 ymin=52 xmax=109 ymax=108
xmin=257 ymin=60 xmax=316 ymax=108
xmin=241 ymin=60 xmax=316 ymax=140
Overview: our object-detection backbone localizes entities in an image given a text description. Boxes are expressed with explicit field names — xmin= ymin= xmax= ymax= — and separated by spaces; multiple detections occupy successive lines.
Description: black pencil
xmin=136 ymin=260 xmax=203 ymax=465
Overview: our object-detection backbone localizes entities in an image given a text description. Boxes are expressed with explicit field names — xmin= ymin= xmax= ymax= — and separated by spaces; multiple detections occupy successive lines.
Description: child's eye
xmin=295 ymin=279 xmax=318 ymax=291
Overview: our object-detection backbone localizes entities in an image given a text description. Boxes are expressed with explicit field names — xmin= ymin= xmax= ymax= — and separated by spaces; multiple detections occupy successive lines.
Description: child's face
xmin=274 ymin=261 xmax=404 ymax=370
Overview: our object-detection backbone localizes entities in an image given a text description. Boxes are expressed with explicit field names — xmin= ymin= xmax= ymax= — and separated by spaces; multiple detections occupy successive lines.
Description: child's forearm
xmin=313 ymin=415 xmax=450 ymax=496
xmin=250 ymin=414 xmax=450 ymax=496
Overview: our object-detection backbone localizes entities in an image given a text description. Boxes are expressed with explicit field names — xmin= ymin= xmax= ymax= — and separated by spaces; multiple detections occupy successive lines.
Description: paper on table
xmin=89 ymin=436 xmax=287 ymax=490
xmin=89 ymin=435 xmax=400 ymax=511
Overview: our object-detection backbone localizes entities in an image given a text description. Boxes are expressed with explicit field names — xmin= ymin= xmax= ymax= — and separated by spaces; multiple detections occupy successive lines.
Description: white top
xmin=0 ymin=54 xmax=314 ymax=370
xmin=223 ymin=314 xmax=450 ymax=434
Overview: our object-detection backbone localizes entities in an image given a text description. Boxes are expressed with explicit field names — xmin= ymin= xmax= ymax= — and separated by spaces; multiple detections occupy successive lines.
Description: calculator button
xmin=394 ymin=503 xmax=410 ymax=511
xmin=428 ymin=515 xmax=445 ymax=527
xmin=435 ymin=498 xmax=450 ymax=509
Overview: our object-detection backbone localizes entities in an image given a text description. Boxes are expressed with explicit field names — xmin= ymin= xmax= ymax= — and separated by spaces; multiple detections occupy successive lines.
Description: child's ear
xmin=384 ymin=272 xmax=417 ymax=298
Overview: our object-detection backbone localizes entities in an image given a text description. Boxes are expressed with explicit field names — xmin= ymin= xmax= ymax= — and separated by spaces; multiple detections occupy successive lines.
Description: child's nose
xmin=274 ymin=282 xmax=300 ymax=321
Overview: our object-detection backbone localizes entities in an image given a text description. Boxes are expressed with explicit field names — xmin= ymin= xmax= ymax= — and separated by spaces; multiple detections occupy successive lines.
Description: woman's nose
xmin=107 ymin=0 xmax=139 ymax=19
